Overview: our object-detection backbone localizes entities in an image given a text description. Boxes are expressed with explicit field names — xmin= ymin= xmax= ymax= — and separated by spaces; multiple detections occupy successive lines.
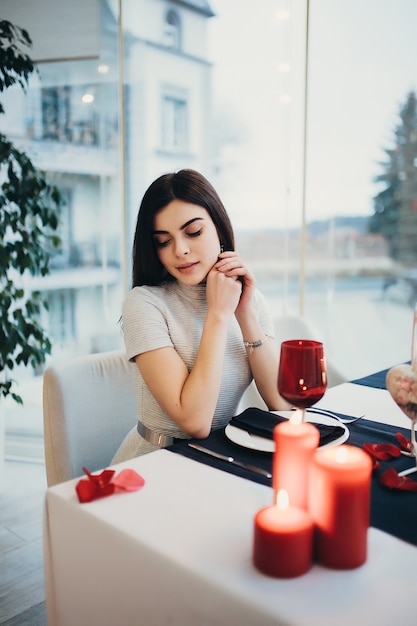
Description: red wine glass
xmin=278 ymin=339 xmax=327 ymax=422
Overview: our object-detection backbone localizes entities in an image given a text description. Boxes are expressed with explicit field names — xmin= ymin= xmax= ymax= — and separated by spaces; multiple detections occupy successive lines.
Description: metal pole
xmin=118 ymin=0 xmax=128 ymax=294
xmin=300 ymin=0 xmax=310 ymax=315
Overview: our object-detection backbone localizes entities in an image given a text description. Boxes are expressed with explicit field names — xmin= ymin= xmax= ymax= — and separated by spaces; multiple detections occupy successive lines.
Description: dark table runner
xmin=351 ymin=368 xmax=389 ymax=389
xmin=169 ymin=416 xmax=417 ymax=546
xmin=351 ymin=361 xmax=411 ymax=389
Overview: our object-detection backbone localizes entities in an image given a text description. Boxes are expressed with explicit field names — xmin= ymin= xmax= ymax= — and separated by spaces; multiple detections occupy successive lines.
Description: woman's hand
xmin=214 ymin=251 xmax=256 ymax=313
xmin=205 ymin=260 xmax=242 ymax=319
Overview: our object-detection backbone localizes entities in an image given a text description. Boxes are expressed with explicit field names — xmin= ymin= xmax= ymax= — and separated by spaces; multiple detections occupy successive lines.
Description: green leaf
xmin=0 ymin=20 xmax=61 ymax=405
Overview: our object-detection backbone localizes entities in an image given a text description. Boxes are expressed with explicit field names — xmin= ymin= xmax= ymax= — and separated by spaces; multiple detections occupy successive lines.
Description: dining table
xmin=43 ymin=368 xmax=417 ymax=626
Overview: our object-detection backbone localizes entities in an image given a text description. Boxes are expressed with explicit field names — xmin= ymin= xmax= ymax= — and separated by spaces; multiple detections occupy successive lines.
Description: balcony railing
xmin=49 ymin=240 xmax=121 ymax=270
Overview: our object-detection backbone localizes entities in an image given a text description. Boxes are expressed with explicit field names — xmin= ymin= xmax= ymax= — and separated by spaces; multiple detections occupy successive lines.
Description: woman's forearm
xmin=136 ymin=310 xmax=231 ymax=438
xmin=177 ymin=310 xmax=230 ymax=436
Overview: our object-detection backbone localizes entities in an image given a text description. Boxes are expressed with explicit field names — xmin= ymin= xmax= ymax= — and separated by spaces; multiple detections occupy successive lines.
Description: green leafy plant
xmin=0 ymin=20 xmax=62 ymax=403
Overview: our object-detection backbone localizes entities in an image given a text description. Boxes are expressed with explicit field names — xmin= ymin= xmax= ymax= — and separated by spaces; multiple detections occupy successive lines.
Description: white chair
xmin=237 ymin=314 xmax=347 ymax=412
xmin=43 ymin=350 xmax=137 ymax=486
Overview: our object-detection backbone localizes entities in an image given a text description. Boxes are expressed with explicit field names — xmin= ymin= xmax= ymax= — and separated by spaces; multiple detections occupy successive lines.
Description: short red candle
xmin=309 ymin=445 xmax=372 ymax=569
xmin=273 ymin=418 xmax=320 ymax=510
xmin=253 ymin=490 xmax=314 ymax=578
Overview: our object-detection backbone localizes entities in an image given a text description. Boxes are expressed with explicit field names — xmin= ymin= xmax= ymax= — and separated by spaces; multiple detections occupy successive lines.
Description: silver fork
xmin=304 ymin=407 xmax=366 ymax=424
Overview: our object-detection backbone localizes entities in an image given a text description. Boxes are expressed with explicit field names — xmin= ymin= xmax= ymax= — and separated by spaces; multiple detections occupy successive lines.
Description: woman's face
xmin=153 ymin=199 xmax=221 ymax=285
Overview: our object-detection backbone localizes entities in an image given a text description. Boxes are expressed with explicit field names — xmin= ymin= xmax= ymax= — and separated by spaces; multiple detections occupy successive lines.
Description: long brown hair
xmin=131 ymin=169 xmax=235 ymax=286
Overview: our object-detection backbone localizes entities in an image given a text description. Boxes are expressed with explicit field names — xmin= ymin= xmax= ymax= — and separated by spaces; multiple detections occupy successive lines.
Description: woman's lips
xmin=177 ymin=262 xmax=198 ymax=274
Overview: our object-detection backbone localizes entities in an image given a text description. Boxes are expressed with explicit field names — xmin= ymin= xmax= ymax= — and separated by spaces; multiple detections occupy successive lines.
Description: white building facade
xmin=1 ymin=0 xmax=215 ymax=364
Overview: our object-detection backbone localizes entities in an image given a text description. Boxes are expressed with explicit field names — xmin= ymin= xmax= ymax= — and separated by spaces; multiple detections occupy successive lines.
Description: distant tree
xmin=369 ymin=92 xmax=417 ymax=264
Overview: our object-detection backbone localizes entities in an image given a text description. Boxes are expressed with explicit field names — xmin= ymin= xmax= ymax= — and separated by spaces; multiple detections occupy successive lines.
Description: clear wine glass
xmin=386 ymin=304 xmax=417 ymax=474
xmin=278 ymin=339 xmax=327 ymax=422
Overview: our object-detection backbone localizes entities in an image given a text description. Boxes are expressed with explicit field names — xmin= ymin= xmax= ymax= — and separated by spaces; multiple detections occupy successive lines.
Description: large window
xmin=46 ymin=290 xmax=76 ymax=349
xmin=2 ymin=0 xmax=417 ymax=455
xmin=300 ymin=0 xmax=417 ymax=377
xmin=161 ymin=91 xmax=188 ymax=151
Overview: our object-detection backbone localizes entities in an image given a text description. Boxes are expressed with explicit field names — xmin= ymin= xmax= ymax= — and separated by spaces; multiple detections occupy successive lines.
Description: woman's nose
xmin=175 ymin=239 xmax=190 ymax=257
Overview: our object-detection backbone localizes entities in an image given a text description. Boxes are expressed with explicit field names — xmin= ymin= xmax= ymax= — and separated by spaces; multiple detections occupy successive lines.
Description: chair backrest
xmin=43 ymin=350 xmax=137 ymax=486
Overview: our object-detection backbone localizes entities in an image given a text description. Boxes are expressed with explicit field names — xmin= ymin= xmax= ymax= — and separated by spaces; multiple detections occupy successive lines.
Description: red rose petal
xmin=363 ymin=443 xmax=401 ymax=461
xmin=380 ymin=467 xmax=417 ymax=492
xmin=396 ymin=432 xmax=413 ymax=453
xmin=112 ymin=469 xmax=145 ymax=491
xmin=371 ymin=458 xmax=381 ymax=471
xmin=76 ymin=467 xmax=144 ymax=502
xmin=76 ymin=479 xmax=96 ymax=502
xmin=82 ymin=467 xmax=115 ymax=485
xmin=76 ymin=478 xmax=115 ymax=502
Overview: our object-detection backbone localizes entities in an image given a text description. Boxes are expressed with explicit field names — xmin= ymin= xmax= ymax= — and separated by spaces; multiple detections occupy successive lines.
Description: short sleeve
xmin=253 ymin=289 xmax=275 ymax=338
xmin=122 ymin=287 xmax=174 ymax=361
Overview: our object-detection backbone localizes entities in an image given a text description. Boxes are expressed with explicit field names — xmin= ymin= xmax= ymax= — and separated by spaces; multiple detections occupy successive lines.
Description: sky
xmin=207 ymin=0 xmax=417 ymax=229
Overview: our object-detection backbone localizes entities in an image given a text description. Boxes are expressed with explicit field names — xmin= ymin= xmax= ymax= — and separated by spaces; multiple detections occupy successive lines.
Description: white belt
xmin=137 ymin=421 xmax=181 ymax=448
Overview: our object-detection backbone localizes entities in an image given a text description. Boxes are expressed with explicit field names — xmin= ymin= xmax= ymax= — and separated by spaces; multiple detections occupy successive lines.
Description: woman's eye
xmin=187 ymin=228 xmax=202 ymax=238
xmin=155 ymin=239 xmax=170 ymax=248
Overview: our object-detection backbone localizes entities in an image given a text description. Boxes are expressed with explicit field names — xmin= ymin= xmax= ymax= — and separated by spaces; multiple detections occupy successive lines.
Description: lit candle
xmin=309 ymin=445 xmax=372 ymax=569
xmin=253 ymin=489 xmax=314 ymax=578
xmin=273 ymin=412 xmax=320 ymax=510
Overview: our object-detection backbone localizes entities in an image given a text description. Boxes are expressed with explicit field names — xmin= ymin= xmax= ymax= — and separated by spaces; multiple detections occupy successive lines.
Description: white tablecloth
xmin=44 ymin=383 xmax=417 ymax=626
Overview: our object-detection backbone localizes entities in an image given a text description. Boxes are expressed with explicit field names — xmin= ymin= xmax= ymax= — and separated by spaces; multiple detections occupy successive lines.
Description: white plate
xmin=225 ymin=411 xmax=349 ymax=453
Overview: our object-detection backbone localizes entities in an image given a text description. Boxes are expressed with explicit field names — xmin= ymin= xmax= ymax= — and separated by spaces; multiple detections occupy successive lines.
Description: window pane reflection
xmin=303 ymin=0 xmax=417 ymax=378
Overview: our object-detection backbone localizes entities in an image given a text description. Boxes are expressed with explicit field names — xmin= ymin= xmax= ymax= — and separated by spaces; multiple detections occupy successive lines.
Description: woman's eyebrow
xmin=152 ymin=216 xmax=204 ymax=235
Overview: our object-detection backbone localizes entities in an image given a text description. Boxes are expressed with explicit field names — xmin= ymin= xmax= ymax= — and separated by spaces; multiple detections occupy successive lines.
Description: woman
xmin=112 ymin=169 xmax=288 ymax=462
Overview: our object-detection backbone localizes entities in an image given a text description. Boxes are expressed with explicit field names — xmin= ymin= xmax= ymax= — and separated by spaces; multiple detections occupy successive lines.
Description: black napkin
xmin=230 ymin=407 xmax=346 ymax=447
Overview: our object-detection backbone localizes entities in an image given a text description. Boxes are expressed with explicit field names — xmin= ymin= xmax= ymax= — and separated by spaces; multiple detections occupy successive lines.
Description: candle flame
xmin=276 ymin=489 xmax=289 ymax=510
xmin=335 ymin=446 xmax=347 ymax=463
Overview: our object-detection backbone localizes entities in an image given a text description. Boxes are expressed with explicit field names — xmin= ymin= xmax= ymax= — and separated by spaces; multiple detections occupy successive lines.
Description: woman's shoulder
xmin=123 ymin=282 xmax=182 ymax=313
xmin=127 ymin=284 xmax=164 ymax=298
xmin=124 ymin=284 xmax=166 ymax=309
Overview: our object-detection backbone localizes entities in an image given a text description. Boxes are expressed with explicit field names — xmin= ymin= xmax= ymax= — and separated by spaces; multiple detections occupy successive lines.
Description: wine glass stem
xmin=412 ymin=304 xmax=417 ymax=370
xmin=412 ymin=421 xmax=417 ymax=468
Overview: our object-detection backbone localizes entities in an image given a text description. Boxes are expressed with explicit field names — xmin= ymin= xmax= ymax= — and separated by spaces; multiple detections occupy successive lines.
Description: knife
xmin=188 ymin=443 xmax=272 ymax=479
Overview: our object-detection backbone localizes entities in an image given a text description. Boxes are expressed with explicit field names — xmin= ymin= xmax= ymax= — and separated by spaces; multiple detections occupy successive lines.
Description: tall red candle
xmin=309 ymin=445 xmax=372 ymax=569
xmin=253 ymin=489 xmax=314 ymax=578
xmin=273 ymin=415 xmax=320 ymax=510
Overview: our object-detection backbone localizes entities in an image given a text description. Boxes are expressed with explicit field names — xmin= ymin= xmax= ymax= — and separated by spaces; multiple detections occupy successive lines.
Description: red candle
xmin=273 ymin=415 xmax=320 ymax=510
xmin=253 ymin=489 xmax=314 ymax=578
xmin=309 ymin=445 xmax=372 ymax=569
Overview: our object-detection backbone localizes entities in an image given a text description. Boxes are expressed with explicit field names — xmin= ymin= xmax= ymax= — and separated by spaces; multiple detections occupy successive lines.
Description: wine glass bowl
xmin=386 ymin=363 xmax=417 ymax=458
xmin=278 ymin=339 xmax=327 ymax=421
xmin=386 ymin=305 xmax=417 ymax=473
